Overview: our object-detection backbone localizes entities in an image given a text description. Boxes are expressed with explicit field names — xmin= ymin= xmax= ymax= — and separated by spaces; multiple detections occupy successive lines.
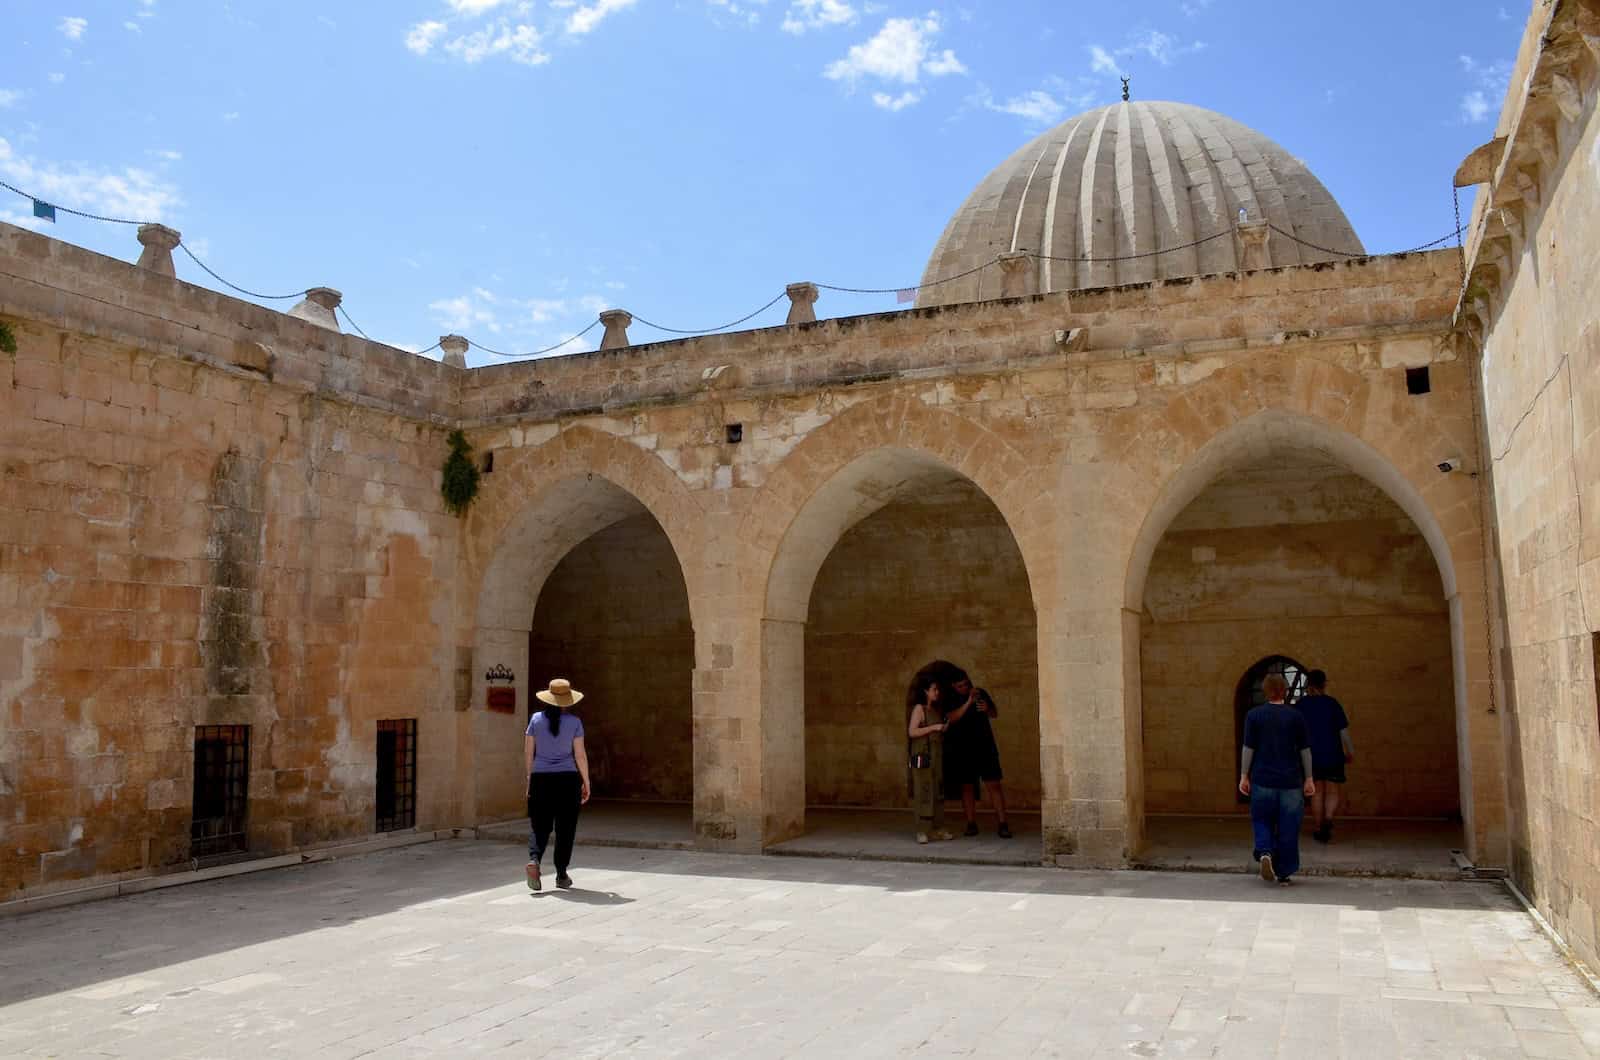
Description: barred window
xmin=376 ymin=719 xmax=417 ymax=832
xmin=192 ymin=725 xmax=249 ymax=858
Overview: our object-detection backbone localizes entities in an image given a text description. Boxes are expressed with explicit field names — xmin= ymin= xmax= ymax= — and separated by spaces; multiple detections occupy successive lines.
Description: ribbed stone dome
xmin=917 ymin=100 xmax=1363 ymax=307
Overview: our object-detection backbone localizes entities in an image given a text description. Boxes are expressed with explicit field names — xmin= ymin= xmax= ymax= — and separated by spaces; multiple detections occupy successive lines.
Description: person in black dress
xmin=944 ymin=667 xmax=1012 ymax=838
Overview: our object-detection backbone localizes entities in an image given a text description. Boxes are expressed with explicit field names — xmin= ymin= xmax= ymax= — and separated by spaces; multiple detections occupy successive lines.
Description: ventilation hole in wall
xmin=481 ymin=450 xmax=494 ymax=473
xmin=1406 ymin=366 xmax=1432 ymax=395
xmin=725 ymin=423 xmax=743 ymax=445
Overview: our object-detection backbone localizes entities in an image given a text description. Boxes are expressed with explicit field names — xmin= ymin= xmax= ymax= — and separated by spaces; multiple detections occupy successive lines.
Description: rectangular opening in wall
xmin=191 ymin=725 xmax=249 ymax=858
xmin=1405 ymin=366 xmax=1431 ymax=395
xmin=376 ymin=719 xmax=418 ymax=832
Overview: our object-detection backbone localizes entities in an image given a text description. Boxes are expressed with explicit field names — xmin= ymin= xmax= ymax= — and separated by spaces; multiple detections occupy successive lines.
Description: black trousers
xmin=527 ymin=771 xmax=582 ymax=872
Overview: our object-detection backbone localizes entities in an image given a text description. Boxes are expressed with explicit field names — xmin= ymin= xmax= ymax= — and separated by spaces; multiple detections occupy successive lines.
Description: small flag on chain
xmin=895 ymin=288 xmax=916 ymax=304
xmin=32 ymin=199 xmax=56 ymax=223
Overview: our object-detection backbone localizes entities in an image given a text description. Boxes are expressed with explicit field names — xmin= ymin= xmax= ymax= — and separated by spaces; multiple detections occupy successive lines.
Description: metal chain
xmin=629 ymin=290 xmax=789 ymax=335
xmin=0 ymin=178 xmax=152 ymax=225
xmin=177 ymin=243 xmax=307 ymax=301
xmin=468 ymin=319 xmax=602 ymax=359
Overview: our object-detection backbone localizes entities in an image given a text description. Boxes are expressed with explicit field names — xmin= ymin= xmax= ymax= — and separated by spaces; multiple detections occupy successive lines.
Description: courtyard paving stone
xmin=1 ymin=840 xmax=1596 ymax=1058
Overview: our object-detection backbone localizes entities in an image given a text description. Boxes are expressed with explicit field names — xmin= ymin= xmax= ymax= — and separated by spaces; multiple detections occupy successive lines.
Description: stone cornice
xmin=1454 ymin=0 xmax=1599 ymax=347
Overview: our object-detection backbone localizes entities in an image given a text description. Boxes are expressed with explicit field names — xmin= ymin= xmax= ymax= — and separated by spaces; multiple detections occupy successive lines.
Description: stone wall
xmin=804 ymin=480 xmax=1040 ymax=810
xmin=1142 ymin=463 xmax=1458 ymax=818
xmin=528 ymin=513 xmax=694 ymax=803
xmin=1467 ymin=0 xmax=1600 ymax=972
xmin=0 ymin=226 xmax=462 ymax=898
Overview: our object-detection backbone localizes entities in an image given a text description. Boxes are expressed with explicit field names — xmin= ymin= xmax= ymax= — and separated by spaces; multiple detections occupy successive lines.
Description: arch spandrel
xmin=738 ymin=394 xmax=1058 ymax=624
xmin=463 ymin=425 xmax=706 ymax=636
xmin=1104 ymin=353 xmax=1479 ymax=611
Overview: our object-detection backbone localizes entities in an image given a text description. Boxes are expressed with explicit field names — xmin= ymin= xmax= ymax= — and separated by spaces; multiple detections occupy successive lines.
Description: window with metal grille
xmin=376 ymin=719 xmax=417 ymax=832
xmin=191 ymin=725 xmax=249 ymax=858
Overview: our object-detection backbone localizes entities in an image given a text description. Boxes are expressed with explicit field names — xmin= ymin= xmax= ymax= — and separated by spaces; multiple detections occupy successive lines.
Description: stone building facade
xmin=1 ymin=0 xmax=1597 ymax=977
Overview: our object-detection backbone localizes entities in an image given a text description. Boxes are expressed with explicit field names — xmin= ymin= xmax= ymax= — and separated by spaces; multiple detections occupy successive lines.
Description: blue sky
xmin=2 ymin=1 xmax=1523 ymax=366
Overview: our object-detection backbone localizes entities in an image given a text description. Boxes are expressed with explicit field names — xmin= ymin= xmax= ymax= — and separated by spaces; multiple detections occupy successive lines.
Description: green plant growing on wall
xmin=441 ymin=429 xmax=481 ymax=516
xmin=0 ymin=321 xmax=16 ymax=355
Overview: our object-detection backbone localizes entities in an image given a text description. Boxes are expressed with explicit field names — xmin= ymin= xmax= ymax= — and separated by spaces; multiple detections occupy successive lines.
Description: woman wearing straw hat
xmin=524 ymin=678 xmax=591 ymax=892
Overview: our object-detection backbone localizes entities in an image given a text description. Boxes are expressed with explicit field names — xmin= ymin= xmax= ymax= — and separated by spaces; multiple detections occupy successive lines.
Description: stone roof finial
xmin=785 ymin=282 xmax=819 ymax=325
xmin=599 ymin=309 xmax=633 ymax=350
xmin=135 ymin=224 xmax=181 ymax=277
xmin=440 ymin=334 xmax=468 ymax=369
xmin=288 ymin=287 xmax=342 ymax=331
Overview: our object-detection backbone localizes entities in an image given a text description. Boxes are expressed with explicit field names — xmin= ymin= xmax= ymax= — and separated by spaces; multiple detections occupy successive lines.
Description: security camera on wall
xmin=1437 ymin=457 xmax=1464 ymax=473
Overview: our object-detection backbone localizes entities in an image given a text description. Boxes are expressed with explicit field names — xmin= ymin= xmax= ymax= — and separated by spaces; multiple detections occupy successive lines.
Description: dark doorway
xmin=191 ymin=725 xmax=249 ymax=858
xmin=376 ymin=719 xmax=417 ymax=832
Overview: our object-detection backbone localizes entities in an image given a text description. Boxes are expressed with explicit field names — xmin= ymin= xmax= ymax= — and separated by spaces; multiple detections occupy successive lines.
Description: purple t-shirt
xmin=526 ymin=710 xmax=584 ymax=773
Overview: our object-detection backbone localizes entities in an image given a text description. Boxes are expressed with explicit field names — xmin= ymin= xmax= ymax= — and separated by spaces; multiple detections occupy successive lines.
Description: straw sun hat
xmin=535 ymin=678 xmax=584 ymax=707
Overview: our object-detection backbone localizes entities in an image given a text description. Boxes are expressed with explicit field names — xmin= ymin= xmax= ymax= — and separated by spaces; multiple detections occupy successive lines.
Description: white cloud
xmin=872 ymin=89 xmax=921 ymax=111
xmin=1088 ymin=45 xmax=1122 ymax=77
xmin=707 ymin=0 xmax=766 ymax=26
xmin=1087 ymin=29 xmax=1204 ymax=79
xmin=0 ymin=89 xmax=21 ymax=108
xmin=447 ymin=0 xmax=512 ymax=12
xmin=430 ymin=292 xmax=501 ymax=333
xmin=152 ymin=149 xmax=182 ymax=161
xmin=406 ymin=20 xmax=448 ymax=55
xmin=222 ymin=111 xmax=239 ymax=122
xmin=443 ymin=21 xmax=548 ymax=64
xmin=781 ymin=0 xmax=855 ymax=34
xmin=1180 ymin=0 xmax=1213 ymax=15
xmin=59 ymin=16 xmax=88 ymax=40
xmin=1458 ymin=54 xmax=1512 ymax=124
xmin=137 ymin=0 xmax=157 ymax=16
xmin=0 ymin=136 xmax=182 ymax=222
xmin=566 ymin=0 xmax=637 ymax=35
xmin=825 ymin=14 xmax=963 ymax=93
xmin=48 ymin=72 xmax=65 ymax=84
xmin=987 ymin=89 xmax=1064 ymax=125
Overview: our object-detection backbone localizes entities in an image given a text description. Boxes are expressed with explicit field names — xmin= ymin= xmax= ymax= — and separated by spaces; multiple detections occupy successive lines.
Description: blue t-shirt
xmin=526 ymin=710 xmax=584 ymax=773
xmin=1242 ymin=703 xmax=1309 ymax=789
xmin=1295 ymin=694 xmax=1349 ymax=768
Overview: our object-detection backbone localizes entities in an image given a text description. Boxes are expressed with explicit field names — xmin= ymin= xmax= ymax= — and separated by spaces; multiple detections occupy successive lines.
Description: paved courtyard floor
xmin=2 ymin=840 xmax=1597 ymax=1058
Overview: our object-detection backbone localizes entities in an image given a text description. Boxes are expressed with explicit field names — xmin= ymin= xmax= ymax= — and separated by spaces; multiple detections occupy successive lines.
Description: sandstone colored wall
xmin=2 ymin=207 xmax=1503 ymax=883
xmin=1142 ymin=464 xmax=1458 ymax=818
xmin=528 ymin=514 xmax=694 ymax=803
xmin=0 ymin=226 xmax=462 ymax=898
xmin=1469 ymin=3 xmax=1600 ymax=972
xmin=803 ymin=481 xmax=1040 ymax=810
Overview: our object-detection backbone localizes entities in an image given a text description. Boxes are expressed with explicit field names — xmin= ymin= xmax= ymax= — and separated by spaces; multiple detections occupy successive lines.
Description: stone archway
xmin=462 ymin=428 xmax=703 ymax=824
xmin=739 ymin=394 xmax=1056 ymax=848
xmin=1122 ymin=407 xmax=1478 ymax=863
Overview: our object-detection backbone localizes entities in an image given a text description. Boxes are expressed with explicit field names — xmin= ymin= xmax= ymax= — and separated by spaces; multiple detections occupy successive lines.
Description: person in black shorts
xmin=1295 ymin=669 xmax=1353 ymax=843
xmin=944 ymin=668 xmax=1012 ymax=839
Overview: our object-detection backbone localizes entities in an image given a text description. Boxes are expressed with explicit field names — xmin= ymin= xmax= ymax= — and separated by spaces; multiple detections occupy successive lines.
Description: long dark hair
xmin=546 ymin=704 xmax=564 ymax=735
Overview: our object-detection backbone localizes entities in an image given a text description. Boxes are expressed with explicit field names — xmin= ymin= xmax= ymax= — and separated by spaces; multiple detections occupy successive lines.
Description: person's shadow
xmin=532 ymin=888 xmax=633 ymax=906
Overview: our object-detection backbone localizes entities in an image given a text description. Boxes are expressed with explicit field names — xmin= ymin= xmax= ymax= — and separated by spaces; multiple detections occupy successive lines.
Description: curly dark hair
xmin=906 ymin=659 xmax=964 ymax=717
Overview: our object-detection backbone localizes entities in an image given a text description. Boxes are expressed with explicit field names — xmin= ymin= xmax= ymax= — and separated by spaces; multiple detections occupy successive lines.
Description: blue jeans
xmin=1250 ymin=785 xmax=1304 ymax=879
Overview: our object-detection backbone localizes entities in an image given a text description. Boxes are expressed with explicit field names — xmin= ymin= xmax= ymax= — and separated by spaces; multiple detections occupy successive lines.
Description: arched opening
xmin=762 ymin=448 xmax=1042 ymax=860
xmin=472 ymin=473 xmax=694 ymax=841
xmin=1131 ymin=414 xmax=1465 ymax=873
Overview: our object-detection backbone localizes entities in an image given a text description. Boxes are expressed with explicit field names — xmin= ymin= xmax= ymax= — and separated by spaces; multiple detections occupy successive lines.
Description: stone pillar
xmin=785 ymin=282 xmax=819 ymax=325
xmin=1236 ymin=219 xmax=1271 ymax=271
xmin=440 ymin=334 xmax=468 ymax=369
xmin=288 ymin=287 xmax=342 ymax=331
xmin=599 ymin=309 xmax=632 ymax=351
xmin=997 ymin=251 xmax=1034 ymax=299
xmin=135 ymin=224 xmax=181 ymax=277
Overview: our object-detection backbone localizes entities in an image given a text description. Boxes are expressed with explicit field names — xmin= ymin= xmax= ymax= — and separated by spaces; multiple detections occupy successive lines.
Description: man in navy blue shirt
xmin=1295 ymin=669 xmax=1354 ymax=844
xmin=1239 ymin=673 xmax=1316 ymax=885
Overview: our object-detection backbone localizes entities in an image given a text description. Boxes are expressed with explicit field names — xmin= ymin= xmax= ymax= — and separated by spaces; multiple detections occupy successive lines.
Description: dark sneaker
xmin=1276 ymin=877 xmax=1293 ymax=887
xmin=1312 ymin=825 xmax=1332 ymax=844
xmin=964 ymin=822 xmax=979 ymax=837
xmin=997 ymin=822 xmax=1013 ymax=839
xmin=556 ymin=873 xmax=573 ymax=889
xmin=526 ymin=862 xmax=541 ymax=892
xmin=1258 ymin=853 xmax=1274 ymax=883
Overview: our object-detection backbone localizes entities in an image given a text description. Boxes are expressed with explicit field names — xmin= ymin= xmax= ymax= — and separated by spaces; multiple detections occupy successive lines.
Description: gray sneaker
xmin=1258 ymin=854 xmax=1274 ymax=883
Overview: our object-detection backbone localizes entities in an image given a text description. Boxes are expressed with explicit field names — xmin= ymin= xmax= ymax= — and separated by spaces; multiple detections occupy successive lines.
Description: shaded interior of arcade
xmin=1136 ymin=442 xmax=1465 ymax=873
